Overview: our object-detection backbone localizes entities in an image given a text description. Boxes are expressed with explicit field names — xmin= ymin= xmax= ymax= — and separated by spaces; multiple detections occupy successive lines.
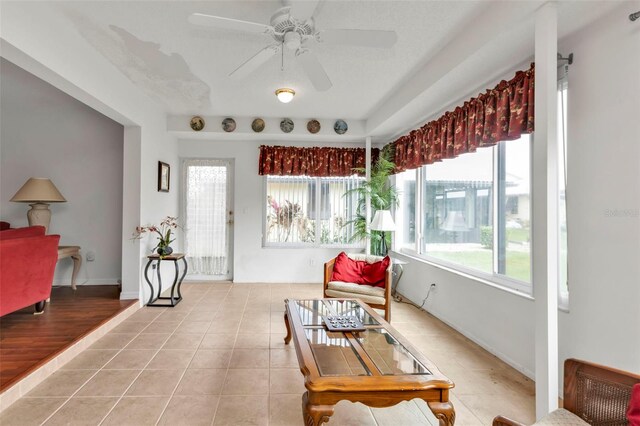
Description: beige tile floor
xmin=0 ymin=283 xmax=535 ymax=426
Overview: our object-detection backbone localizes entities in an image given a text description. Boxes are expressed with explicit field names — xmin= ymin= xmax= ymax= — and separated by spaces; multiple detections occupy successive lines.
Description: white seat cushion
xmin=327 ymin=281 xmax=385 ymax=297
xmin=326 ymin=281 xmax=386 ymax=305
xmin=344 ymin=253 xmax=385 ymax=264
xmin=534 ymin=409 xmax=590 ymax=425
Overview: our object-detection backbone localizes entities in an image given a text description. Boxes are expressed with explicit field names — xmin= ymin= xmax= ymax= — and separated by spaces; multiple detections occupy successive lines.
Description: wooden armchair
xmin=493 ymin=358 xmax=640 ymax=426
xmin=323 ymin=253 xmax=393 ymax=322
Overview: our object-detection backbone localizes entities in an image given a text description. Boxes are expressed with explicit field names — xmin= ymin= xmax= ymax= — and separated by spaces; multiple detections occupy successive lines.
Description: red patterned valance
xmin=390 ymin=63 xmax=535 ymax=172
xmin=259 ymin=145 xmax=380 ymax=177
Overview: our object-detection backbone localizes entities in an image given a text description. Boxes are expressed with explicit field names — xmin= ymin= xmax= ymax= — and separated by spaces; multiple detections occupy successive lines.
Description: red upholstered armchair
xmin=0 ymin=226 xmax=60 ymax=316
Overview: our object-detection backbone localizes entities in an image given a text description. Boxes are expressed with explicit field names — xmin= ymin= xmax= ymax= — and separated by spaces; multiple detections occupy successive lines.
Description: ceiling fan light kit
xmin=276 ymin=88 xmax=295 ymax=103
xmin=189 ymin=2 xmax=397 ymax=93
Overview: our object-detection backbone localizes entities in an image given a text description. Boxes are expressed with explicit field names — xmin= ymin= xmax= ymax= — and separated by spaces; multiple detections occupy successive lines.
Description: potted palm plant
xmin=346 ymin=152 xmax=399 ymax=256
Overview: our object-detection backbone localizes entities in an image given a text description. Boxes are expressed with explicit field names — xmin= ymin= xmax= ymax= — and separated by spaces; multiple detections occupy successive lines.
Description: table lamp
xmin=10 ymin=178 xmax=66 ymax=233
xmin=370 ymin=210 xmax=395 ymax=255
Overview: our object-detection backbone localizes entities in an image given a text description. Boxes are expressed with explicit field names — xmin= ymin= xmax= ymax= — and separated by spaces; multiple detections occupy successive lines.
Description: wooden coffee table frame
xmin=284 ymin=298 xmax=455 ymax=425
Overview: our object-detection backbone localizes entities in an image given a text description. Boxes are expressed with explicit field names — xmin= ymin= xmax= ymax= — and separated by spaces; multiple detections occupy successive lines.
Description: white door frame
xmin=181 ymin=158 xmax=234 ymax=281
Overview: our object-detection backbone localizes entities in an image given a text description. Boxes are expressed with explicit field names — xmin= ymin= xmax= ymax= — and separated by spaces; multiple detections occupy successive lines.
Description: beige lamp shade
xmin=370 ymin=210 xmax=395 ymax=231
xmin=10 ymin=178 xmax=66 ymax=233
xmin=10 ymin=178 xmax=66 ymax=203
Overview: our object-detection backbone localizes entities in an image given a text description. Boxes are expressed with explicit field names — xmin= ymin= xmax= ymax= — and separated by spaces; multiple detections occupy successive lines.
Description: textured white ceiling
xmin=47 ymin=1 xmax=486 ymax=119
xmin=1 ymin=0 xmax=622 ymax=143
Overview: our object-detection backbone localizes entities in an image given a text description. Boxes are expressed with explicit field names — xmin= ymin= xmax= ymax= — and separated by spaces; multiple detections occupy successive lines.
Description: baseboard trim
xmin=53 ymin=279 xmax=119 ymax=286
xmin=396 ymin=291 xmax=535 ymax=380
xmin=120 ymin=291 xmax=140 ymax=301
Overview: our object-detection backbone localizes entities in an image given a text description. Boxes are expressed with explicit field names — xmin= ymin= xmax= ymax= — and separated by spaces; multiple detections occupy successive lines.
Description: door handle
xmin=227 ymin=220 xmax=234 ymax=225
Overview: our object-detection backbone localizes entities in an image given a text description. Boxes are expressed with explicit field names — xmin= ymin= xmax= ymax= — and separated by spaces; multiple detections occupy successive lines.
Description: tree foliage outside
xmin=345 ymin=152 xmax=399 ymax=256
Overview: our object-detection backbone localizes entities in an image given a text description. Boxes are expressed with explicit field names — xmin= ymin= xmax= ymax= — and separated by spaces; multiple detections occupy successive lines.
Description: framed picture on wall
xmin=158 ymin=161 xmax=170 ymax=192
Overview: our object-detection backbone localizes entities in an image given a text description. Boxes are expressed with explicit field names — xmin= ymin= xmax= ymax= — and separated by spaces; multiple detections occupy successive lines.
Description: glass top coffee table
xmin=284 ymin=298 xmax=455 ymax=425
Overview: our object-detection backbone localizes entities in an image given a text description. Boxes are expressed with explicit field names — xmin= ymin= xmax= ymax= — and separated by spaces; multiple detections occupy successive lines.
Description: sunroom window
xmin=421 ymin=146 xmax=494 ymax=273
xmin=264 ymin=175 xmax=365 ymax=247
xmin=399 ymin=135 xmax=532 ymax=292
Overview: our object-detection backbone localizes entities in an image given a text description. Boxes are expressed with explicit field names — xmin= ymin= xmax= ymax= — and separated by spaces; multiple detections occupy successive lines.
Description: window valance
xmin=389 ymin=63 xmax=535 ymax=172
xmin=259 ymin=145 xmax=380 ymax=177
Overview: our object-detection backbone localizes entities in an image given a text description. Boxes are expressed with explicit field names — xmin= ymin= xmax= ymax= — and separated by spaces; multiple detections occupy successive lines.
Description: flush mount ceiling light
xmin=275 ymin=88 xmax=295 ymax=103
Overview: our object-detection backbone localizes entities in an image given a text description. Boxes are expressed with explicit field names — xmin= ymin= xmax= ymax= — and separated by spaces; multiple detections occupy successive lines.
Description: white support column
xmin=365 ymin=136 xmax=372 ymax=255
xmin=533 ymin=2 xmax=559 ymax=419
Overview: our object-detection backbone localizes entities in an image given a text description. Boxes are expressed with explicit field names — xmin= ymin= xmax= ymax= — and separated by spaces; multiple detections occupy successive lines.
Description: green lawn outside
xmin=507 ymin=228 xmax=530 ymax=243
xmin=428 ymin=249 xmax=531 ymax=282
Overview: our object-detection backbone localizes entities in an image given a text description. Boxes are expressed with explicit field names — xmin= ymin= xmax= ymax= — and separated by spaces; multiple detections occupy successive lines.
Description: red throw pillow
xmin=331 ymin=252 xmax=362 ymax=284
xmin=331 ymin=252 xmax=390 ymax=288
xmin=362 ymin=256 xmax=390 ymax=288
xmin=627 ymin=383 xmax=640 ymax=426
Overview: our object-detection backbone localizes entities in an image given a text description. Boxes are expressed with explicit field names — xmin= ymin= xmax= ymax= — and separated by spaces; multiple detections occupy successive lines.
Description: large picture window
xmin=400 ymin=135 xmax=532 ymax=292
xmin=264 ymin=175 xmax=365 ymax=247
xmin=558 ymin=79 xmax=569 ymax=305
xmin=395 ymin=169 xmax=416 ymax=251
xmin=421 ymin=145 xmax=495 ymax=274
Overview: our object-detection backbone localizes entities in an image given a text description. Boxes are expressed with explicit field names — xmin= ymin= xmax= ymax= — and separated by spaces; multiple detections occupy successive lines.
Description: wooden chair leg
xmin=34 ymin=300 xmax=46 ymax=315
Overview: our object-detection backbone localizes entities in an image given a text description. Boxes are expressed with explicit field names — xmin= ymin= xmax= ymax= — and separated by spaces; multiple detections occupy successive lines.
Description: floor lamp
xmin=370 ymin=210 xmax=395 ymax=256
xmin=10 ymin=178 xmax=66 ymax=233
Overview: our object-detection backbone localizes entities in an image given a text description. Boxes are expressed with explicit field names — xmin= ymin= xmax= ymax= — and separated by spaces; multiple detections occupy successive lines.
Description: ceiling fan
xmin=188 ymin=0 xmax=397 ymax=91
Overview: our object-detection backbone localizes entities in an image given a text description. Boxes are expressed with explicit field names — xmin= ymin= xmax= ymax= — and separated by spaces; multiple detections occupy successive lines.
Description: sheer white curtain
xmin=183 ymin=159 xmax=229 ymax=276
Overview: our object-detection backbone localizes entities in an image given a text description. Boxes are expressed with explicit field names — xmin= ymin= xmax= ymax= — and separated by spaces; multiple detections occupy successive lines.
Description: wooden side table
xmin=144 ymin=253 xmax=188 ymax=307
xmin=57 ymin=246 xmax=82 ymax=290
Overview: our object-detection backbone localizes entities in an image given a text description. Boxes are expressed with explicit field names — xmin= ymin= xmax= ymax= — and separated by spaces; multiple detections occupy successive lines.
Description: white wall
xmin=178 ymin=139 xmax=359 ymax=283
xmin=393 ymin=3 xmax=640 ymax=381
xmin=395 ymin=253 xmax=536 ymax=374
xmin=0 ymin=58 xmax=124 ymax=285
xmin=1 ymin=3 xmax=180 ymax=301
xmin=558 ymin=5 xmax=640 ymax=374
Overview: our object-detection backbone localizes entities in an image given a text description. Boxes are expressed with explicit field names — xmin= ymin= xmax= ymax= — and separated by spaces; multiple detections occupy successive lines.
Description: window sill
xmin=393 ymin=249 xmax=570 ymax=312
xmin=391 ymin=249 xmax=535 ymax=302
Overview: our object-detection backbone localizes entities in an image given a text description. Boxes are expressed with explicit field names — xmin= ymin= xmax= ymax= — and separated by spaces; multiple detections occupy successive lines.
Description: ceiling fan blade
xmin=188 ymin=13 xmax=273 ymax=34
xmin=229 ymin=44 xmax=281 ymax=79
xmin=296 ymin=49 xmax=332 ymax=91
xmin=317 ymin=29 xmax=397 ymax=48
xmin=290 ymin=0 xmax=320 ymax=21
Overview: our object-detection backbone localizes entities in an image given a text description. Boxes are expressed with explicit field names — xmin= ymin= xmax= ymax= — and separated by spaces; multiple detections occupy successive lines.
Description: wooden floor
xmin=0 ymin=285 xmax=135 ymax=391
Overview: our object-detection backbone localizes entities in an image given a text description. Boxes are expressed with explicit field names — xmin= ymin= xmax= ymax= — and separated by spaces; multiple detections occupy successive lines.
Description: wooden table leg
xmin=302 ymin=392 xmax=334 ymax=426
xmin=70 ymin=252 xmax=82 ymax=290
xmin=427 ymin=400 xmax=456 ymax=426
xmin=284 ymin=309 xmax=292 ymax=344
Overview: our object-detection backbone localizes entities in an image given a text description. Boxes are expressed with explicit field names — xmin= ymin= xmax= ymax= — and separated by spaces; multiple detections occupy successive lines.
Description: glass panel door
xmin=183 ymin=159 xmax=233 ymax=280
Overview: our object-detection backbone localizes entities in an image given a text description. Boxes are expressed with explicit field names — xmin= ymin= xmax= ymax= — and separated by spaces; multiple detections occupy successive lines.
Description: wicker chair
xmin=323 ymin=253 xmax=392 ymax=322
xmin=493 ymin=358 xmax=640 ymax=426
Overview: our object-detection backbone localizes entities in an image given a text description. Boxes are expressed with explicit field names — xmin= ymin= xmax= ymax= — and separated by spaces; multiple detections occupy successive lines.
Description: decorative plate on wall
xmin=280 ymin=118 xmax=294 ymax=133
xmin=221 ymin=117 xmax=236 ymax=132
xmin=252 ymin=118 xmax=265 ymax=133
xmin=307 ymin=119 xmax=321 ymax=134
xmin=190 ymin=116 xmax=205 ymax=131
xmin=334 ymin=119 xmax=348 ymax=135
